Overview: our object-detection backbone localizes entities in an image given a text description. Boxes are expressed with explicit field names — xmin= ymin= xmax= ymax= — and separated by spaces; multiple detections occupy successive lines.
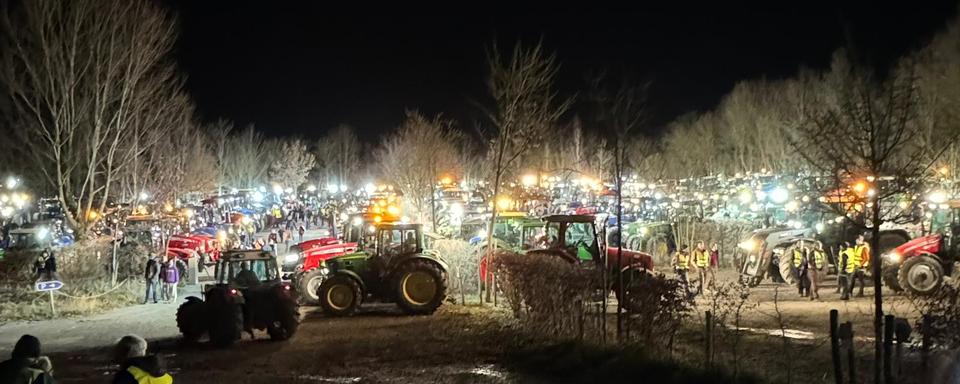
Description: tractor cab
xmin=537 ymin=215 xmax=603 ymax=264
xmin=213 ymin=250 xmax=281 ymax=289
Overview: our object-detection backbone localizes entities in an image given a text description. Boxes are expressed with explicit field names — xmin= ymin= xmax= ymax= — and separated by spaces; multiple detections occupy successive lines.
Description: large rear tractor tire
xmin=394 ymin=260 xmax=447 ymax=315
xmin=175 ymin=298 xmax=207 ymax=343
xmin=318 ymin=275 xmax=361 ymax=317
xmin=297 ymin=269 xmax=326 ymax=305
xmin=898 ymin=255 xmax=945 ymax=296
xmin=778 ymin=247 xmax=799 ymax=286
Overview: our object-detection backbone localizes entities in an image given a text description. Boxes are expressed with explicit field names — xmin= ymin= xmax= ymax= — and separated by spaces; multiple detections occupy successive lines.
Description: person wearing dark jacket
xmin=112 ymin=335 xmax=172 ymax=384
xmin=0 ymin=334 xmax=56 ymax=384
xmin=143 ymin=255 xmax=160 ymax=304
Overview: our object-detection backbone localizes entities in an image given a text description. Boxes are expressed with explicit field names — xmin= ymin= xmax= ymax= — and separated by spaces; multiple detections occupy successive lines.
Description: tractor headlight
xmin=738 ymin=240 xmax=757 ymax=252
xmin=320 ymin=267 xmax=330 ymax=275
xmin=284 ymin=253 xmax=300 ymax=263
xmin=883 ymin=251 xmax=901 ymax=263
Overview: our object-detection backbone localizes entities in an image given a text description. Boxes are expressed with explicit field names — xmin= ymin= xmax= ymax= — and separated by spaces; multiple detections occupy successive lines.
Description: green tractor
xmin=176 ymin=250 xmax=300 ymax=346
xmin=317 ymin=223 xmax=449 ymax=316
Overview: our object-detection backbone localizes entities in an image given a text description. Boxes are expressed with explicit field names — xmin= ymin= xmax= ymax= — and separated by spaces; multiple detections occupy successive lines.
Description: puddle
xmin=737 ymin=327 xmax=816 ymax=340
xmin=468 ymin=365 xmax=507 ymax=379
xmin=294 ymin=375 xmax=362 ymax=383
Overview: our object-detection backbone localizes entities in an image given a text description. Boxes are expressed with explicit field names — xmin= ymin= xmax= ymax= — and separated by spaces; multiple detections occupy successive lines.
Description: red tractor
xmin=884 ymin=231 xmax=958 ymax=295
xmin=283 ymin=236 xmax=358 ymax=304
xmin=166 ymin=234 xmax=222 ymax=266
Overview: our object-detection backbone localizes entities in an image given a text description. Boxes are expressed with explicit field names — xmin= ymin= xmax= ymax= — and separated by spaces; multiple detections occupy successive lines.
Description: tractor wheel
xmin=883 ymin=265 xmax=903 ymax=293
xmin=898 ymin=255 xmax=945 ymax=295
xmin=268 ymin=295 xmax=300 ymax=341
xmin=206 ymin=294 xmax=242 ymax=347
xmin=318 ymin=275 xmax=361 ymax=316
xmin=394 ymin=260 xmax=447 ymax=315
xmin=297 ymin=269 xmax=326 ymax=305
xmin=175 ymin=298 xmax=207 ymax=343
xmin=778 ymin=246 xmax=800 ymax=286
xmin=613 ymin=268 xmax=654 ymax=312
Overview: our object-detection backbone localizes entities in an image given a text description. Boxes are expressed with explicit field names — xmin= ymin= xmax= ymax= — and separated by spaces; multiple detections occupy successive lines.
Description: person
xmin=692 ymin=241 xmax=711 ymax=294
xmin=162 ymin=258 xmax=180 ymax=303
xmin=852 ymin=234 xmax=871 ymax=297
xmin=143 ymin=255 xmax=160 ymax=304
xmin=671 ymin=244 xmax=691 ymax=294
xmin=806 ymin=241 xmax=826 ymax=300
xmin=0 ymin=334 xmax=55 ymax=384
xmin=298 ymin=224 xmax=305 ymax=243
xmin=839 ymin=242 xmax=854 ymax=300
xmin=111 ymin=335 xmax=172 ymax=384
xmin=41 ymin=250 xmax=57 ymax=281
xmin=709 ymin=243 xmax=720 ymax=268
xmin=792 ymin=242 xmax=809 ymax=297
xmin=234 ymin=262 xmax=261 ymax=288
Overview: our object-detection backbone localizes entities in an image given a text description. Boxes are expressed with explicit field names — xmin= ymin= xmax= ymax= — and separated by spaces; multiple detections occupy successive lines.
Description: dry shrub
xmin=429 ymin=238 xmax=480 ymax=303
xmin=622 ymin=272 xmax=693 ymax=351
xmin=0 ymin=240 xmax=147 ymax=321
xmin=703 ymin=281 xmax=752 ymax=375
xmin=494 ymin=251 xmax=600 ymax=338
xmin=910 ymin=279 xmax=960 ymax=349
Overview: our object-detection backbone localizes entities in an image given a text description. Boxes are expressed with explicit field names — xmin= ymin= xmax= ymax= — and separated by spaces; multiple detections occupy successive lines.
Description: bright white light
xmin=364 ymin=183 xmax=376 ymax=194
xmin=351 ymin=216 xmax=363 ymax=227
xmin=401 ymin=216 xmax=410 ymax=224
xmin=653 ymin=192 xmax=664 ymax=200
xmin=815 ymin=223 xmax=825 ymax=233
xmin=784 ymin=201 xmax=799 ymax=212
xmin=755 ymin=190 xmax=767 ymax=201
xmin=367 ymin=225 xmax=376 ymax=233
xmin=5 ymin=177 xmax=17 ymax=190
xmin=284 ymin=253 xmax=300 ymax=263
xmin=284 ymin=187 xmax=294 ymax=194
xmin=477 ymin=230 xmax=487 ymax=239
xmin=230 ymin=188 xmax=239 ymax=194
xmin=242 ymin=216 xmax=252 ymax=225
xmin=738 ymin=190 xmax=753 ymax=204
xmin=769 ymin=187 xmax=789 ymax=204
xmin=928 ymin=190 xmax=949 ymax=204
xmin=0 ymin=206 xmax=12 ymax=218
xmin=339 ymin=184 xmax=349 ymax=193
xmin=521 ymin=174 xmax=537 ymax=187
xmin=306 ymin=185 xmax=317 ymax=192
xmin=272 ymin=184 xmax=284 ymax=195
xmin=139 ymin=191 xmax=149 ymax=201
xmin=252 ymin=191 xmax=265 ymax=202
xmin=36 ymin=227 xmax=49 ymax=240
xmin=449 ymin=202 xmax=464 ymax=218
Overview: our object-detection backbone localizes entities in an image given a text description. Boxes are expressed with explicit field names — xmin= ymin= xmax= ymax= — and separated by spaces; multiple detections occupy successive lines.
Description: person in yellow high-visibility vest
xmin=792 ymin=241 xmax=810 ymax=297
xmin=850 ymin=235 xmax=870 ymax=297
xmin=806 ymin=241 xmax=826 ymax=300
xmin=839 ymin=242 xmax=856 ymax=300
xmin=692 ymin=241 xmax=712 ymax=295
xmin=671 ymin=244 xmax=691 ymax=294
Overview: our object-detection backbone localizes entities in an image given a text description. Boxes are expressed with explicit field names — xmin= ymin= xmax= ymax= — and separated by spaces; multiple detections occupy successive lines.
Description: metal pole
xmin=48 ymin=290 xmax=56 ymax=317
xmin=830 ymin=309 xmax=842 ymax=384
xmin=884 ymin=314 xmax=894 ymax=384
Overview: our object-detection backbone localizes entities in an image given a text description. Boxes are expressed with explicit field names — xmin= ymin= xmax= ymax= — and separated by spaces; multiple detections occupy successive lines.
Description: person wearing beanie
xmin=112 ymin=335 xmax=172 ymax=384
xmin=0 ymin=334 xmax=55 ymax=384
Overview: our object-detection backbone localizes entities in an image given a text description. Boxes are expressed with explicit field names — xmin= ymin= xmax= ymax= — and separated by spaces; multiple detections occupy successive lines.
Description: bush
xmin=910 ymin=279 xmax=960 ymax=350
xmin=494 ymin=251 xmax=600 ymax=338
xmin=429 ymin=238 xmax=481 ymax=303
xmin=621 ymin=272 xmax=694 ymax=351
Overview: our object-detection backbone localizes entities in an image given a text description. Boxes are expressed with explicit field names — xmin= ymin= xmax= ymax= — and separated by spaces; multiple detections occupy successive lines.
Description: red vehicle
xmin=283 ymin=237 xmax=359 ymax=304
xmin=166 ymin=234 xmax=222 ymax=264
xmin=885 ymin=232 xmax=957 ymax=295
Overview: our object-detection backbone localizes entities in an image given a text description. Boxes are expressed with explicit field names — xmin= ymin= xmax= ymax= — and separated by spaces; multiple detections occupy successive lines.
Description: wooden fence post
xmin=884 ymin=314 xmax=894 ymax=384
xmin=705 ymin=310 xmax=714 ymax=369
xmin=921 ymin=315 xmax=931 ymax=372
xmin=839 ymin=321 xmax=855 ymax=384
xmin=830 ymin=309 xmax=842 ymax=384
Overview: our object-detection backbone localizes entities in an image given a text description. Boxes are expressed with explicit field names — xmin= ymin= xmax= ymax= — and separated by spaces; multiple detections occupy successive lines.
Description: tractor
xmin=315 ymin=223 xmax=448 ymax=316
xmin=882 ymin=200 xmax=960 ymax=295
xmin=737 ymin=222 xmax=910 ymax=287
xmin=176 ymin=250 xmax=299 ymax=346
xmin=520 ymin=215 xmax=655 ymax=306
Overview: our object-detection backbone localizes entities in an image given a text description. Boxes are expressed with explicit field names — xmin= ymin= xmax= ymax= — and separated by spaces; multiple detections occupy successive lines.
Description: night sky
xmin=170 ymin=1 xmax=958 ymax=140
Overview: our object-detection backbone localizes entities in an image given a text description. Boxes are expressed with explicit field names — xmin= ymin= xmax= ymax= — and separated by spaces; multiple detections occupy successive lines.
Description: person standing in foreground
xmin=852 ymin=234 xmax=871 ymax=297
xmin=143 ymin=255 xmax=160 ymax=304
xmin=806 ymin=241 xmax=826 ymax=300
xmin=0 ymin=334 xmax=55 ymax=384
xmin=162 ymin=257 xmax=180 ymax=303
xmin=839 ymin=242 xmax=854 ymax=300
xmin=692 ymin=241 xmax=711 ymax=294
xmin=112 ymin=335 xmax=172 ymax=384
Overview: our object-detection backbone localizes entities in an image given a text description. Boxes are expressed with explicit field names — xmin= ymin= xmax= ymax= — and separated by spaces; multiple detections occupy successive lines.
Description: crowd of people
xmin=670 ymin=235 xmax=872 ymax=301
xmin=0 ymin=334 xmax=172 ymax=383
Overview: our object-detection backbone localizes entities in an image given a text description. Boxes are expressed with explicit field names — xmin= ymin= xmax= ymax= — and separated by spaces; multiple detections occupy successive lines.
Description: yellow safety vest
xmin=693 ymin=249 xmax=709 ymax=268
xmin=128 ymin=366 xmax=173 ymax=384
xmin=675 ymin=252 xmax=690 ymax=270
xmin=854 ymin=244 xmax=871 ymax=267
xmin=812 ymin=250 xmax=825 ymax=269
xmin=842 ymin=248 xmax=857 ymax=274
xmin=792 ymin=248 xmax=804 ymax=268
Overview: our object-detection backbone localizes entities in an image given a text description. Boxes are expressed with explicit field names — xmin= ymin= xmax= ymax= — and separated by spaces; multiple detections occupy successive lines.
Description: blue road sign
xmin=35 ymin=280 xmax=63 ymax=292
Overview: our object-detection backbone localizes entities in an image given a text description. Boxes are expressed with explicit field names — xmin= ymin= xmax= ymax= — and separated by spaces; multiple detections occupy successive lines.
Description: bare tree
xmin=223 ymin=125 xmax=271 ymax=189
xmin=482 ymin=41 xmax=571 ymax=300
xmin=314 ymin=124 xmax=362 ymax=189
xmin=206 ymin=119 xmax=234 ymax=194
xmin=789 ymin=52 xmax=959 ymax=383
xmin=375 ymin=111 xmax=461 ymax=226
xmin=270 ymin=139 xmax=316 ymax=191
xmin=0 ymin=0 xmax=185 ymax=237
